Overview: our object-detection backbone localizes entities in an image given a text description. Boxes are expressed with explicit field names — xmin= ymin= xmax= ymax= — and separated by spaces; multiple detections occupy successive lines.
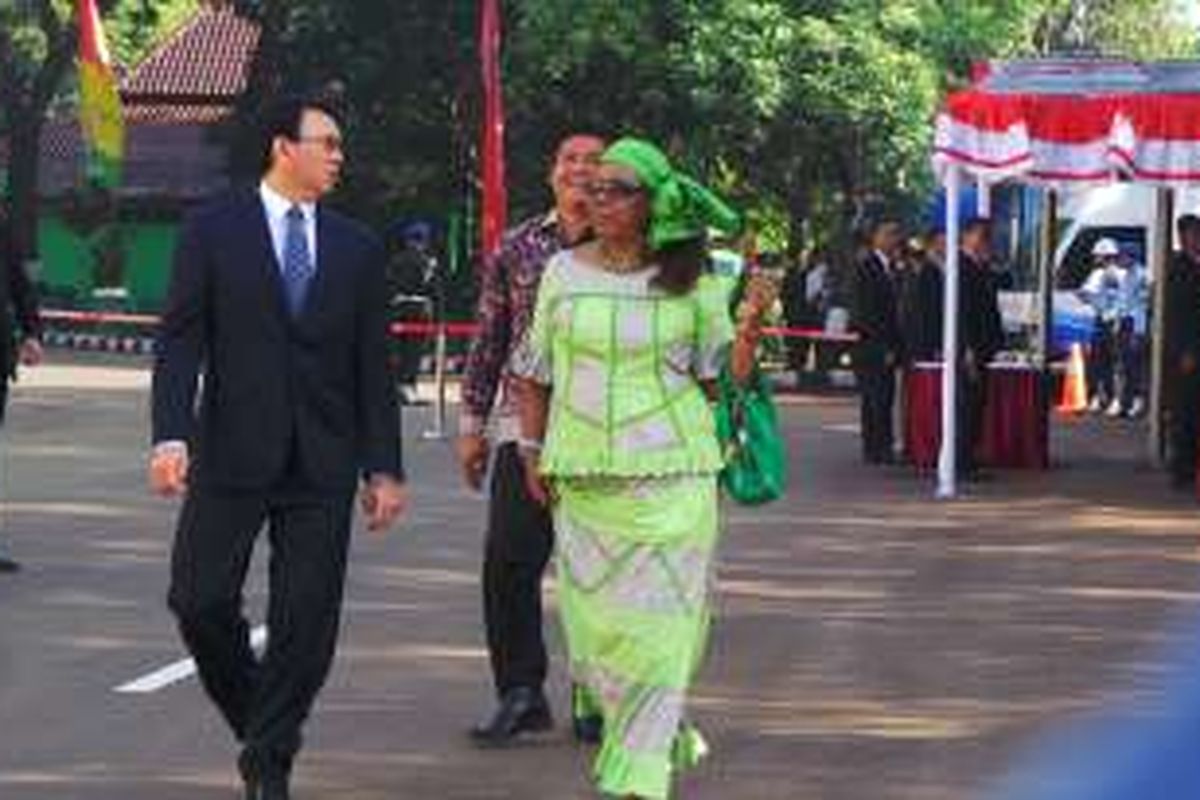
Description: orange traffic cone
xmin=1057 ymin=341 xmax=1088 ymax=414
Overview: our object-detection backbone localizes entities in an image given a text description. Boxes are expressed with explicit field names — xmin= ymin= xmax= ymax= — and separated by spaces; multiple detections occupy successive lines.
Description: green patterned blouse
xmin=510 ymin=250 xmax=735 ymax=478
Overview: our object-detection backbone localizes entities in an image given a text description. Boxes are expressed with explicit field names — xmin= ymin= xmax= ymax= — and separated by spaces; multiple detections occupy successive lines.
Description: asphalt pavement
xmin=1 ymin=354 xmax=1197 ymax=799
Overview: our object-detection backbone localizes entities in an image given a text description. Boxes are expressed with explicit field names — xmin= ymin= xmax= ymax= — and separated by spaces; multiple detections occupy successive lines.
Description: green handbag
xmin=714 ymin=365 xmax=786 ymax=505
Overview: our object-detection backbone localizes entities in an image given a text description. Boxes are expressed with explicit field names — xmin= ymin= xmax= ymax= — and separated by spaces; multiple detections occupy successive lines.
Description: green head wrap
xmin=600 ymin=137 xmax=742 ymax=251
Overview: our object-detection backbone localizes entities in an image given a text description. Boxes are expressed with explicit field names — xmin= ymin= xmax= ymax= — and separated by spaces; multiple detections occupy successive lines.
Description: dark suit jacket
xmin=959 ymin=253 xmax=1004 ymax=367
xmin=151 ymin=188 xmax=402 ymax=491
xmin=900 ymin=257 xmax=944 ymax=363
xmin=1165 ymin=252 xmax=1200 ymax=382
xmin=851 ymin=251 xmax=903 ymax=368
xmin=0 ymin=215 xmax=43 ymax=420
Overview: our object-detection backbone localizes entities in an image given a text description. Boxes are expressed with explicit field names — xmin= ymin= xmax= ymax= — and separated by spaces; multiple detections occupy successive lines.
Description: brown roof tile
xmin=122 ymin=7 xmax=259 ymax=101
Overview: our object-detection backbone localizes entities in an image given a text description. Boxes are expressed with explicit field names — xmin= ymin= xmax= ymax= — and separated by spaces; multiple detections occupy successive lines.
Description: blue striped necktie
xmin=283 ymin=205 xmax=314 ymax=317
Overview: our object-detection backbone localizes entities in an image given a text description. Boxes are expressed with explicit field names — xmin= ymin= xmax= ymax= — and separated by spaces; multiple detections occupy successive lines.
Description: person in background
xmin=386 ymin=221 xmax=436 ymax=404
xmin=456 ymin=132 xmax=607 ymax=746
xmin=851 ymin=219 xmax=904 ymax=464
xmin=0 ymin=200 xmax=45 ymax=575
xmin=900 ymin=228 xmax=946 ymax=363
xmin=957 ymin=217 xmax=1004 ymax=479
xmin=781 ymin=251 xmax=812 ymax=385
xmin=1116 ymin=246 xmax=1149 ymax=418
xmin=1164 ymin=215 xmax=1200 ymax=490
xmin=1079 ymin=238 xmax=1126 ymax=415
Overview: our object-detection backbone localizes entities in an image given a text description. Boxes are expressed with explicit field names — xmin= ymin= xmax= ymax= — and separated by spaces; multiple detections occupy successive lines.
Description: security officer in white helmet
xmin=1079 ymin=237 xmax=1127 ymax=415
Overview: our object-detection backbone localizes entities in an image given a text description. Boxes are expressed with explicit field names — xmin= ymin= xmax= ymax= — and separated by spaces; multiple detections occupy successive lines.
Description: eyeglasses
xmin=294 ymin=134 xmax=344 ymax=154
xmin=586 ymin=179 xmax=643 ymax=202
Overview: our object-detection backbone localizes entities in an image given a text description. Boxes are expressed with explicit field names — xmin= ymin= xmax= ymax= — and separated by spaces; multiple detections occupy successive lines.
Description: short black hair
xmin=1179 ymin=214 xmax=1200 ymax=237
xmin=963 ymin=216 xmax=992 ymax=237
xmin=258 ymin=94 xmax=344 ymax=175
xmin=871 ymin=218 xmax=902 ymax=235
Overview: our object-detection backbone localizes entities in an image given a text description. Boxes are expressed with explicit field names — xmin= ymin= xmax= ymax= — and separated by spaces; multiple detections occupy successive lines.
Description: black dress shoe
xmin=469 ymin=687 xmax=553 ymax=746
xmin=0 ymin=555 xmax=20 ymax=574
xmin=572 ymin=713 xmax=604 ymax=744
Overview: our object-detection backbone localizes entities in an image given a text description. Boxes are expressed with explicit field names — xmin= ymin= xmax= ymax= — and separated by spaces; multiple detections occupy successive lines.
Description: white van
xmin=1054 ymin=184 xmax=1200 ymax=287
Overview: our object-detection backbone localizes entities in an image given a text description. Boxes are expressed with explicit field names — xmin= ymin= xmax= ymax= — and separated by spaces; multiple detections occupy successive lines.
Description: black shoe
xmin=0 ymin=556 xmax=19 ymax=574
xmin=469 ymin=687 xmax=553 ymax=746
xmin=572 ymin=713 xmax=604 ymax=744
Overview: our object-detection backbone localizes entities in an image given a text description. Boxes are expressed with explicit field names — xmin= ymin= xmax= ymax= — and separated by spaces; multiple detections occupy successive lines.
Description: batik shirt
xmin=460 ymin=212 xmax=568 ymax=442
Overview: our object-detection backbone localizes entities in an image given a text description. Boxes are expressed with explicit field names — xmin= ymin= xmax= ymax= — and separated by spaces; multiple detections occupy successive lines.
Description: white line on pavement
xmin=114 ymin=625 xmax=268 ymax=694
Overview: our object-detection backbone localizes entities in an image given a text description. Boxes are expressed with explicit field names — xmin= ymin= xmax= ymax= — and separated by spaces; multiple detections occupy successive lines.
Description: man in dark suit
xmin=149 ymin=96 xmax=408 ymax=799
xmin=957 ymin=218 xmax=1004 ymax=478
xmin=900 ymin=229 xmax=946 ymax=363
xmin=851 ymin=219 xmax=905 ymax=463
xmin=0 ymin=204 xmax=45 ymax=574
xmin=1165 ymin=215 xmax=1200 ymax=490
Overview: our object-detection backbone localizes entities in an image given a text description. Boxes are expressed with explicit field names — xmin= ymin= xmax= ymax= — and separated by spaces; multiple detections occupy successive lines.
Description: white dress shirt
xmin=259 ymin=181 xmax=318 ymax=273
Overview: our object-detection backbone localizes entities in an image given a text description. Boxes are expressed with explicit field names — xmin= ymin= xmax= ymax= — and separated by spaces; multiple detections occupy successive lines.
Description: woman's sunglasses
xmin=586 ymin=179 xmax=644 ymax=202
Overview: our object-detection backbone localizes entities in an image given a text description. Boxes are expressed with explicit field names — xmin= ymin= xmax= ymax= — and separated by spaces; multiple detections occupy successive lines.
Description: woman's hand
xmin=737 ymin=271 xmax=778 ymax=326
xmin=519 ymin=444 xmax=555 ymax=507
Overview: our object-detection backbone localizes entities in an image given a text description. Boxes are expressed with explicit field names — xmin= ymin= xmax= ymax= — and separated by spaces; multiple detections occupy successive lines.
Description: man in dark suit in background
xmin=149 ymin=95 xmax=408 ymax=799
xmin=0 ymin=203 xmax=45 ymax=574
xmin=1165 ymin=214 xmax=1200 ymax=490
xmin=851 ymin=219 xmax=905 ymax=463
xmin=957 ymin=218 xmax=1005 ymax=479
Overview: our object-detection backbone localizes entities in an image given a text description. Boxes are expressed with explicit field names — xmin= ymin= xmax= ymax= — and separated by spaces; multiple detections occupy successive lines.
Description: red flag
xmin=480 ymin=0 xmax=507 ymax=258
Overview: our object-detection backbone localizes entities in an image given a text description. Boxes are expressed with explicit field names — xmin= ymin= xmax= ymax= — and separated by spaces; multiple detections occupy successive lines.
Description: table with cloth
xmin=904 ymin=361 xmax=1048 ymax=469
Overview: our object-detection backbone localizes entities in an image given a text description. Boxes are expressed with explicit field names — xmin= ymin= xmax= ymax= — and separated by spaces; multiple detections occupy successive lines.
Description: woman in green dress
xmin=511 ymin=138 xmax=773 ymax=799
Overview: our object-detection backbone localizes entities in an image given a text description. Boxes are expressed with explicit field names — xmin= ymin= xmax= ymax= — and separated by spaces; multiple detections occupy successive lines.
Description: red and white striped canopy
xmin=934 ymin=61 xmax=1200 ymax=184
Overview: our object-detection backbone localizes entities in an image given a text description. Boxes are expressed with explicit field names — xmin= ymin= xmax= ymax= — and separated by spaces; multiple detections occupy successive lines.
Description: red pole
xmin=479 ymin=0 xmax=507 ymax=258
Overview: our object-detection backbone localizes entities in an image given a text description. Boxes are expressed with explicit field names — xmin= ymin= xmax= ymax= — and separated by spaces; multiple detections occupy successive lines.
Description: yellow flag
xmin=77 ymin=0 xmax=124 ymax=187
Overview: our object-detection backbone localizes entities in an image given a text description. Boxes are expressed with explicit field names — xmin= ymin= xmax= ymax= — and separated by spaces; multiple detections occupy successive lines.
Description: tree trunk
xmin=5 ymin=116 xmax=44 ymax=266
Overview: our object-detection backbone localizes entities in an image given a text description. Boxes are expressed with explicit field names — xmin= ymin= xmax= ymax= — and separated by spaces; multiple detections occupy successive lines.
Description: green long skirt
xmin=553 ymin=474 xmax=719 ymax=800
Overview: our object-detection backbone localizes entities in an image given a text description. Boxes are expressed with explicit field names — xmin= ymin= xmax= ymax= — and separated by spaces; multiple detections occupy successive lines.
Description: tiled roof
xmin=122 ymin=6 xmax=259 ymax=100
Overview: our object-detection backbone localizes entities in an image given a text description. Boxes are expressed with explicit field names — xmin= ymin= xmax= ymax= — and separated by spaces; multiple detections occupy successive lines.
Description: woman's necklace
xmin=596 ymin=242 xmax=647 ymax=274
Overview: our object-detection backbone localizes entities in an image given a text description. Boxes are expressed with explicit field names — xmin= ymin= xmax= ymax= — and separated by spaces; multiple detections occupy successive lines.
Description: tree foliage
xmin=5 ymin=0 xmax=1199 ymax=271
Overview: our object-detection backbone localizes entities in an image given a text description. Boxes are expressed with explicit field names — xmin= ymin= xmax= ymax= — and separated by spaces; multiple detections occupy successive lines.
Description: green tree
xmin=0 ymin=0 xmax=199 ymax=264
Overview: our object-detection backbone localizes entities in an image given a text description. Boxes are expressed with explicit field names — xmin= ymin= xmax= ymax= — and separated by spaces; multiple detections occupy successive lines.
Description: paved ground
xmin=0 ymin=353 xmax=1198 ymax=799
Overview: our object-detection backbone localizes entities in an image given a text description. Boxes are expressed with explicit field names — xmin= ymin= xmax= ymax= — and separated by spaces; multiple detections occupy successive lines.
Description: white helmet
xmin=1092 ymin=237 xmax=1120 ymax=257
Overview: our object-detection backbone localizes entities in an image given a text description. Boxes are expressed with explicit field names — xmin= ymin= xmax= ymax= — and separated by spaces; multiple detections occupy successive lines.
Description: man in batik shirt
xmin=457 ymin=133 xmax=605 ymax=745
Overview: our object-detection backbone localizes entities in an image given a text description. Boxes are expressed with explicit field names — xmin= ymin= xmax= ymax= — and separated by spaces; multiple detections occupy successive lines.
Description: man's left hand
xmin=18 ymin=339 xmax=43 ymax=367
xmin=360 ymin=474 xmax=408 ymax=533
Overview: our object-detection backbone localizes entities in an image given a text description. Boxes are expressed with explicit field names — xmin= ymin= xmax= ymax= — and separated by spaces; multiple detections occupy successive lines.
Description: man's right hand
xmin=455 ymin=434 xmax=490 ymax=491
xmin=148 ymin=446 xmax=189 ymax=498
xmin=1183 ymin=353 xmax=1198 ymax=375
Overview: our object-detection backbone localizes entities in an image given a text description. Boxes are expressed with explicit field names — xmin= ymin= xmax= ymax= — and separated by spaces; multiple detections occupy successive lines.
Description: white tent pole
xmin=938 ymin=166 xmax=963 ymax=499
xmin=977 ymin=177 xmax=992 ymax=218
xmin=1148 ymin=186 xmax=1173 ymax=465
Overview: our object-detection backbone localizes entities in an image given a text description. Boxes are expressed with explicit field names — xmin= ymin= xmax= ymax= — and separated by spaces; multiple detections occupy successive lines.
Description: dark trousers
xmin=858 ymin=362 xmax=895 ymax=462
xmin=168 ymin=469 xmax=353 ymax=775
xmin=957 ymin=369 xmax=987 ymax=473
xmin=483 ymin=443 xmax=554 ymax=697
xmin=1088 ymin=321 xmax=1117 ymax=404
xmin=1170 ymin=372 xmax=1200 ymax=483
xmin=1118 ymin=324 xmax=1146 ymax=409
